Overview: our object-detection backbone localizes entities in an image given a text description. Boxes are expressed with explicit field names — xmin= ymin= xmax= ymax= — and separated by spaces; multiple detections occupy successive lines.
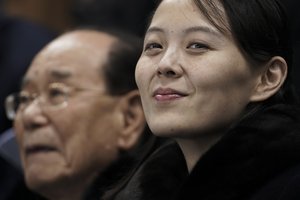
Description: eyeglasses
xmin=5 ymin=82 xmax=106 ymax=120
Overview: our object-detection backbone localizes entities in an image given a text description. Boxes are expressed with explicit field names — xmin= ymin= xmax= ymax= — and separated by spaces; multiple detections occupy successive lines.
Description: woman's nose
xmin=157 ymin=67 xmax=181 ymax=78
xmin=156 ymin=48 xmax=183 ymax=78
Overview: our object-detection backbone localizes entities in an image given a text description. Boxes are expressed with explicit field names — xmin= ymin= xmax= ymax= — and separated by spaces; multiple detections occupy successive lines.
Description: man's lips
xmin=153 ymin=88 xmax=187 ymax=101
xmin=25 ymin=145 xmax=57 ymax=155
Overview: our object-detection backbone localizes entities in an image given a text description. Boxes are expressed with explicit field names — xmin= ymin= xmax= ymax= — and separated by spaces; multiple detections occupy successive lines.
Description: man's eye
xmin=48 ymin=83 xmax=69 ymax=97
xmin=47 ymin=88 xmax=67 ymax=105
xmin=19 ymin=94 xmax=31 ymax=104
xmin=48 ymin=88 xmax=66 ymax=97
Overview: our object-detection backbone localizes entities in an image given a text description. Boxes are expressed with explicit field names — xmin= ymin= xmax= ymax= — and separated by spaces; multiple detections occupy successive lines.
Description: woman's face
xmin=135 ymin=0 xmax=261 ymax=138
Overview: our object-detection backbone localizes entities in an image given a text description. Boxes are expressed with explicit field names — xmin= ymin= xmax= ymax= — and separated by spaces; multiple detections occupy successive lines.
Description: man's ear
xmin=117 ymin=90 xmax=146 ymax=150
xmin=250 ymin=56 xmax=287 ymax=102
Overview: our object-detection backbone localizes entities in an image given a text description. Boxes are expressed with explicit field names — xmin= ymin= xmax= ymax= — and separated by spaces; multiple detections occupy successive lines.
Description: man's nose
xmin=21 ymin=100 xmax=48 ymax=130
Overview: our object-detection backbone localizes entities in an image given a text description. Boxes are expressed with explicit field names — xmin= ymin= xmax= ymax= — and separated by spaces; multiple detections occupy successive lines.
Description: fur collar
xmin=85 ymin=139 xmax=188 ymax=200
xmin=112 ymin=140 xmax=188 ymax=200
xmin=178 ymin=104 xmax=300 ymax=200
xmin=84 ymin=152 xmax=137 ymax=200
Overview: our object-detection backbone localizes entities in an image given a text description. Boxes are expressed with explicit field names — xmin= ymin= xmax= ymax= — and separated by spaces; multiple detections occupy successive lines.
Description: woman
xmin=135 ymin=0 xmax=300 ymax=199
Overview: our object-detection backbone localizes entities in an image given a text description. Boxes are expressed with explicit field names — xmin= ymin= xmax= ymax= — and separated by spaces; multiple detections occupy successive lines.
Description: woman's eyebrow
xmin=146 ymin=25 xmax=223 ymax=39
xmin=184 ymin=26 xmax=222 ymax=38
xmin=146 ymin=26 xmax=164 ymax=34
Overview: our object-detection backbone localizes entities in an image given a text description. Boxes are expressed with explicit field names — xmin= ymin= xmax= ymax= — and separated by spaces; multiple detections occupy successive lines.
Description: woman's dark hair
xmin=192 ymin=0 xmax=299 ymax=106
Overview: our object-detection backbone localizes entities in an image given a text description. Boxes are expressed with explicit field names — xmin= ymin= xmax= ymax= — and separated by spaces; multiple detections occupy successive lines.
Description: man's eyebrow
xmin=20 ymin=69 xmax=72 ymax=88
xmin=49 ymin=69 xmax=72 ymax=80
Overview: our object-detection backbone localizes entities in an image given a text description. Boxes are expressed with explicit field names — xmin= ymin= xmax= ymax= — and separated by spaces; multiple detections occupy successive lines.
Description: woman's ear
xmin=250 ymin=56 xmax=287 ymax=102
xmin=117 ymin=90 xmax=146 ymax=150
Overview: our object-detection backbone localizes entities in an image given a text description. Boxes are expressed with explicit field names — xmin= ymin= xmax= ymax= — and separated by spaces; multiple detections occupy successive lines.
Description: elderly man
xmin=5 ymin=28 xmax=148 ymax=200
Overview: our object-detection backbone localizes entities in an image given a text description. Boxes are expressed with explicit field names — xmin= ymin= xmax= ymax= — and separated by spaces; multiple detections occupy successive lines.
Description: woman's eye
xmin=143 ymin=42 xmax=163 ymax=56
xmin=187 ymin=43 xmax=208 ymax=49
xmin=144 ymin=43 xmax=162 ymax=51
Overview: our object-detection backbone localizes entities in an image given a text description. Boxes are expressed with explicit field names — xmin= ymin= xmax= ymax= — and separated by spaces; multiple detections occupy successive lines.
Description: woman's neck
xmin=176 ymin=133 xmax=224 ymax=173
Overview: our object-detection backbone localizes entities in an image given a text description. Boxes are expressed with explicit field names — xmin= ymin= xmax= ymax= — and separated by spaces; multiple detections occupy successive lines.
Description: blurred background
xmin=0 ymin=0 xmax=157 ymax=35
xmin=0 ymin=0 xmax=158 ymax=134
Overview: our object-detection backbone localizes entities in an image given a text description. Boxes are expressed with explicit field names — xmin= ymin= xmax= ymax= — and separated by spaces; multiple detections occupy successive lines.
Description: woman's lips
xmin=153 ymin=88 xmax=187 ymax=101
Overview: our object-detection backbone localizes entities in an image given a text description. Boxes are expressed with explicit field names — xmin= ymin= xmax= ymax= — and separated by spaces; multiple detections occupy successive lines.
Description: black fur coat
xmin=86 ymin=139 xmax=188 ymax=200
xmin=176 ymin=104 xmax=300 ymax=200
xmin=112 ymin=140 xmax=188 ymax=200
xmin=87 ymin=104 xmax=300 ymax=200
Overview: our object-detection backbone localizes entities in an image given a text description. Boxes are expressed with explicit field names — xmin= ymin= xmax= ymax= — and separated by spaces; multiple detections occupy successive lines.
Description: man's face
xmin=14 ymin=31 xmax=123 ymax=193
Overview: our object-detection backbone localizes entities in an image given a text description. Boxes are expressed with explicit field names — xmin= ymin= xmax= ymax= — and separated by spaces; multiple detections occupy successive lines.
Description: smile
xmin=153 ymin=88 xmax=187 ymax=102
